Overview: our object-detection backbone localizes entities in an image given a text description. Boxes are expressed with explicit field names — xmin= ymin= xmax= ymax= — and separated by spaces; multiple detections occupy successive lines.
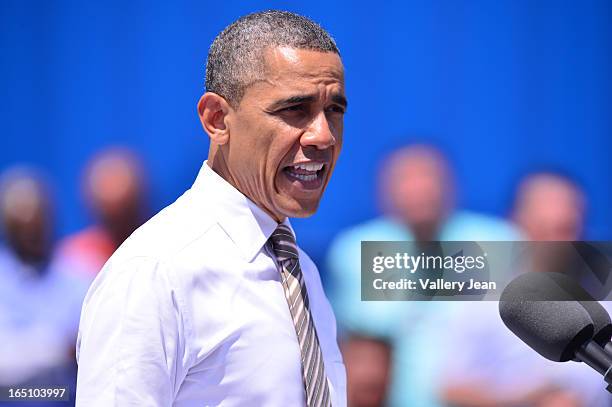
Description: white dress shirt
xmin=75 ymin=161 xmax=346 ymax=406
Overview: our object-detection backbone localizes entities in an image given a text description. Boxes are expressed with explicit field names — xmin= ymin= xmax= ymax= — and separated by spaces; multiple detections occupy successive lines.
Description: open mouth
xmin=282 ymin=162 xmax=326 ymax=190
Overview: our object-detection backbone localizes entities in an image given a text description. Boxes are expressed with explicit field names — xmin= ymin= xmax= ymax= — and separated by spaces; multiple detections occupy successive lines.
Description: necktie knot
xmin=269 ymin=224 xmax=299 ymax=262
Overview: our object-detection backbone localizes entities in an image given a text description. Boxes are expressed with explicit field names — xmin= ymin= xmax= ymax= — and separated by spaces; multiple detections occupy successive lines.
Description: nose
xmin=300 ymin=111 xmax=336 ymax=150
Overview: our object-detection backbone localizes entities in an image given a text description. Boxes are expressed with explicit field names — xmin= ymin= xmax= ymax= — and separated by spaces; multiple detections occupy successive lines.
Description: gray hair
xmin=0 ymin=166 xmax=50 ymax=223
xmin=205 ymin=10 xmax=340 ymax=107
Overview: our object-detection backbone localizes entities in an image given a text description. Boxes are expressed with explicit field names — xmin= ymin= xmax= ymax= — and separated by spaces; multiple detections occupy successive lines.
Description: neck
xmin=207 ymin=153 xmax=285 ymax=224
xmin=207 ymin=152 xmax=237 ymax=193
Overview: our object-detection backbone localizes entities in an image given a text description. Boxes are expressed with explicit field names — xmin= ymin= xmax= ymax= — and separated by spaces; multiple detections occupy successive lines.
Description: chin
xmin=277 ymin=198 xmax=320 ymax=219
xmin=290 ymin=209 xmax=317 ymax=219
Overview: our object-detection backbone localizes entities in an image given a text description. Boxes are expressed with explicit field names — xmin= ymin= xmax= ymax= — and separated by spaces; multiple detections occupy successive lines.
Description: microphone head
xmin=499 ymin=272 xmax=594 ymax=362
xmin=545 ymin=272 xmax=612 ymax=346
xmin=587 ymin=304 xmax=612 ymax=345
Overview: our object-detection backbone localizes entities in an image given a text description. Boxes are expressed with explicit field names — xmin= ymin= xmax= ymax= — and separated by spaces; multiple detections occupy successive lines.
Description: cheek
xmin=269 ymin=130 xmax=303 ymax=170
xmin=260 ymin=144 xmax=287 ymax=197
xmin=231 ymin=120 xmax=275 ymax=171
xmin=331 ymin=120 xmax=344 ymax=153
xmin=331 ymin=113 xmax=344 ymax=132
xmin=331 ymin=135 xmax=343 ymax=165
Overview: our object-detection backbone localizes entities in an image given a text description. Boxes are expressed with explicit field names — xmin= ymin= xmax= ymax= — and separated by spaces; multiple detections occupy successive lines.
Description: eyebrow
xmin=267 ymin=95 xmax=316 ymax=111
xmin=267 ymin=93 xmax=348 ymax=111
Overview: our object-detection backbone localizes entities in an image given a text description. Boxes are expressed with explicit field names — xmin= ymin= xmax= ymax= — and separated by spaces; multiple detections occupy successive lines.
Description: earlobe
xmin=197 ymin=93 xmax=230 ymax=145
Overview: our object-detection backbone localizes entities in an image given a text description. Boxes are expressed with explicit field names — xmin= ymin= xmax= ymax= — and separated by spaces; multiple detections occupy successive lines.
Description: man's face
xmin=1 ymin=181 xmax=51 ymax=263
xmin=516 ymin=179 xmax=583 ymax=241
xmin=387 ymin=153 xmax=449 ymax=240
xmin=221 ymin=46 xmax=346 ymax=221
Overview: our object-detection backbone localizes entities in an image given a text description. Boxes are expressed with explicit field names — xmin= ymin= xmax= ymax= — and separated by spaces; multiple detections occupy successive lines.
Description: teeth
xmin=293 ymin=162 xmax=324 ymax=171
xmin=291 ymin=173 xmax=317 ymax=182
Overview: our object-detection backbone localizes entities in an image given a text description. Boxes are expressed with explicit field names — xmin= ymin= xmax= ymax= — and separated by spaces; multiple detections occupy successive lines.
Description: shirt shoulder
xmin=81 ymin=187 xmax=223 ymax=329
xmin=112 ymin=188 xmax=218 ymax=264
xmin=442 ymin=211 xmax=522 ymax=241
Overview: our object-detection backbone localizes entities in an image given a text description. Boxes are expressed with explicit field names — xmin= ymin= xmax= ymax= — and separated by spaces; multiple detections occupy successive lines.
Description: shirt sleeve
xmin=75 ymin=256 xmax=188 ymax=406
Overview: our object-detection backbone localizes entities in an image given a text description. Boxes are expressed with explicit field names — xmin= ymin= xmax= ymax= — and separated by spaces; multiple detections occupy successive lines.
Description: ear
xmin=197 ymin=92 xmax=231 ymax=145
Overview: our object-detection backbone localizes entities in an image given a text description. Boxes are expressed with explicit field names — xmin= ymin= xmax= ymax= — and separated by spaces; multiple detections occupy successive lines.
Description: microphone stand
xmin=574 ymin=341 xmax=612 ymax=393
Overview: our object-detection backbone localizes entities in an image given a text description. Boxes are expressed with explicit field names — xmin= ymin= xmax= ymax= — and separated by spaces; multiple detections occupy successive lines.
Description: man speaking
xmin=75 ymin=10 xmax=347 ymax=407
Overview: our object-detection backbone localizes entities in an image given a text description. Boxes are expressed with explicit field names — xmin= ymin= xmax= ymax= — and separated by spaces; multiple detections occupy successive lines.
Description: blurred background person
xmin=513 ymin=172 xmax=590 ymax=278
xmin=0 ymin=167 xmax=88 ymax=406
xmin=343 ymin=333 xmax=393 ymax=407
xmin=440 ymin=171 xmax=610 ymax=407
xmin=513 ymin=171 xmax=612 ymax=314
xmin=513 ymin=172 xmax=584 ymax=242
xmin=57 ymin=147 xmax=148 ymax=279
xmin=327 ymin=144 xmax=519 ymax=407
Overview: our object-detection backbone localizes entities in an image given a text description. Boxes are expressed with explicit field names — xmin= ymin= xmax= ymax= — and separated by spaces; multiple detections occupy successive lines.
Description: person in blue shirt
xmin=0 ymin=167 xmax=89 ymax=406
xmin=440 ymin=171 xmax=610 ymax=407
xmin=327 ymin=145 xmax=519 ymax=407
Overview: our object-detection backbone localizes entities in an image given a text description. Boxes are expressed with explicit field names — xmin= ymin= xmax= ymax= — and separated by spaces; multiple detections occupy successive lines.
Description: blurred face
xmin=4 ymin=206 xmax=49 ymax=262
xmin=343 ymin=336 xmax=392 ymax=407
xmin=1 ymin=179 xmax=51 ymax=263
xmin=515 ymin=178 xmax=583 ymax=241
xmin=210 ymin=47 xmax=346 ymax=221
xmin=88 ymin=158 xmax=142 ymax=225
xmin=388 ymin=155 xmax=449 ymax=239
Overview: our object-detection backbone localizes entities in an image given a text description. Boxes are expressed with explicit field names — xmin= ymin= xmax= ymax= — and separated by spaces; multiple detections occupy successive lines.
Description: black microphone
xmin=499 ymin=272 xmax=612 ymax=392
xmin=545 ymin=272 xmax=612 ymax=347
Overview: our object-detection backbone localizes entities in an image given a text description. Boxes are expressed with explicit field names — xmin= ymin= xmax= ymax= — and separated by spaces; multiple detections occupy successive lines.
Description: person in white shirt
xmin=75 ymin=10 xmax=348 ymax=407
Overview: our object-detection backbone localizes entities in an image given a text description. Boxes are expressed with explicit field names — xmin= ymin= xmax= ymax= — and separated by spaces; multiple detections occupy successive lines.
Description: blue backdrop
xmin=2 ymin=0 xmax=611 ymax=267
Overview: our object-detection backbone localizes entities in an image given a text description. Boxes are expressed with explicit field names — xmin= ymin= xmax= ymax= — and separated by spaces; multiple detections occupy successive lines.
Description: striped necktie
xmin=268 ymin=224 xmax=332 ymax=407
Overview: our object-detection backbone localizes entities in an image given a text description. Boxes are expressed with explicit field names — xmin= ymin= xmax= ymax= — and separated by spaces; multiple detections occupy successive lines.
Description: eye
xmin=325 ymin=104 xmax=346 ymax=114
xmin=279 ymin=104 xmax=306 ymax=113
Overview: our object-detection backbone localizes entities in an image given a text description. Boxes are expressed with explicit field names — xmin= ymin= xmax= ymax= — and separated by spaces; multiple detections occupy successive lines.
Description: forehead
xmin=522 ymin=178 xmax=581 ymax=205
xmin=248 ymin=46 xmax=345 ymax=97
xmin=266 ymin=46 xmax=343 ymax=76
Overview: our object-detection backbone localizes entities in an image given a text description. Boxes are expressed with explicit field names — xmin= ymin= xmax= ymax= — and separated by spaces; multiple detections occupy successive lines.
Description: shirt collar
xmin=191 ymin=161 xmax=295 ymax=262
